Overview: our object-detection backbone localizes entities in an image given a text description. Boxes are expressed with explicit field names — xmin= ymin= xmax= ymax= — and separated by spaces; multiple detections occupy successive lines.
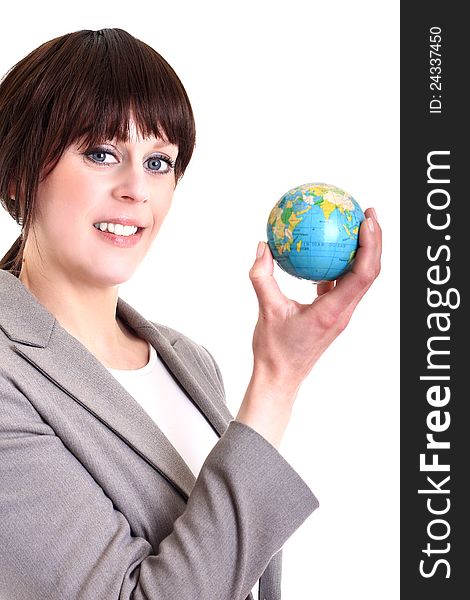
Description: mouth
xmin=93 ymin=222 xmax=145 ymax=237
xmin=92 ymin=221 xmax=145 ymax=247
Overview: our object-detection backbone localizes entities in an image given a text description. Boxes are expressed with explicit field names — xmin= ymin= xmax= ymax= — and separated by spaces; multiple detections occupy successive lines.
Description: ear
xmin=8 ymin=181 xmax=17 ymax=201
xmin=7 ymin=181 xmax=26 ymax=226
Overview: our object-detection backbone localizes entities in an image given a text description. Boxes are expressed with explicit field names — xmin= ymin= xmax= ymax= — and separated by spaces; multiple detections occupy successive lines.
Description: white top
xmin=107 ymin=341 xmax=219 ymax=477
xmin=107 ymin=341 xmax=260 ymax=599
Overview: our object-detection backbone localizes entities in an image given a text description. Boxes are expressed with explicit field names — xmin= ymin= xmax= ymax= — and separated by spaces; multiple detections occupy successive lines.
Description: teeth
xmin=93 ymin=222 xmax=139 ymax=236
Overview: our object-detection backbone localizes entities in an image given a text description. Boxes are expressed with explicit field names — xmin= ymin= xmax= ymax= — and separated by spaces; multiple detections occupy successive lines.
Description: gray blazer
xmin=0 ymin=269 xmax=318 ymax=600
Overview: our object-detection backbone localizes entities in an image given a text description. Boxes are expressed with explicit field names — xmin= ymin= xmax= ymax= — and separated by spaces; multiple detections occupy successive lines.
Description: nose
xmin=112 ymin=163 xmax=150 ymax=204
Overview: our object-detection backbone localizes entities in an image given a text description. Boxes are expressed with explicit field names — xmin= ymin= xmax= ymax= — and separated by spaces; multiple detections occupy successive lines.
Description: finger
xmin=333 ymin=207 xmax=382 ymax=309
xmin=312 ymin=213 xmax=379 ymax=314
xmin=316 ymin=281 xmax=335 ymax=297
xmin=249 ymin=241 xmax=287 ymax=310
xmin=365 ymin=207 xmax=382 ymax=275
xmin=344 ymin=206 xmax=382 ymax=310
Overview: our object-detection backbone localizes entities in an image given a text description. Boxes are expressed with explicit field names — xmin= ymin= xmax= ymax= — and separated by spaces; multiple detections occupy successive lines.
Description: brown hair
xmin=0 ymin=28 xmax=196 ymax=276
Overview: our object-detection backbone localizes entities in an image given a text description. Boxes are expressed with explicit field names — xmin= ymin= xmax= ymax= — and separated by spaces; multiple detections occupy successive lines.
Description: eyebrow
xmin=151 ymin=141 xmax=178 ymax=150
xmin=116 ymin=139 xmax=178 ymax=151
xmin=74 ymin=136 xmax=178 ymax=158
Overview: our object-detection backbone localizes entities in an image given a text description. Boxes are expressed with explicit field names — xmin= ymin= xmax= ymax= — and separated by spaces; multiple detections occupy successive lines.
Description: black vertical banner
xmin=401 ymin=3 xmax=467 ymax=599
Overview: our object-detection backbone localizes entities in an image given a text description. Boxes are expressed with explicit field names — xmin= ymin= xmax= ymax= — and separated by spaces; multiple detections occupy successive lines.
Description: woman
xmin=0 ymin=29 xmax=381 ymax=599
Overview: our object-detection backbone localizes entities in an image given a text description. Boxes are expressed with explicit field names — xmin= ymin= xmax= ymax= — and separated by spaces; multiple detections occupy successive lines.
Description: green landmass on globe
xmin=266 ymin=182 xmax=365 ymax=282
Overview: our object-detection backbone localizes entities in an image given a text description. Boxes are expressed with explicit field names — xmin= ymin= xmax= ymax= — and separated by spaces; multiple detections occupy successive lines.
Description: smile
xmin=93 ymin=222 xmax=141 ymax=236
xmin=92 ymin=222 xmax=145 ymax=248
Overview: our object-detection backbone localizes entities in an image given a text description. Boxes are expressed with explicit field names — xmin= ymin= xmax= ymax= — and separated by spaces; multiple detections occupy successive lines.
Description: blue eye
xmin=84 ymin=147 xmax=175 ymax=175
xmin=147 ymin=156 xmax=173 ymax=173
xmin=86 ymin=149 xmax=116 ymax=164
xmin=91 ymin=151 xmax=108 ymax=163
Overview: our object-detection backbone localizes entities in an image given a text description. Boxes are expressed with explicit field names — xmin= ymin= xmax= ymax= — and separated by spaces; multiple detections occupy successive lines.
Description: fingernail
xmin=257 ymin=241 xmax=266 ymax=258
xmin=367 ymin=217 xmax=375 ymax=232
xmin=370 ymin=207 xmax=378 ymax=221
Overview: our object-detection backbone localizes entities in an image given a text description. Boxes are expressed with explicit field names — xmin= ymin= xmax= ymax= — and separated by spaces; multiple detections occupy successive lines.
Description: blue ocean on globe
xmin=267 ymin=182 xmax=365 ymax=282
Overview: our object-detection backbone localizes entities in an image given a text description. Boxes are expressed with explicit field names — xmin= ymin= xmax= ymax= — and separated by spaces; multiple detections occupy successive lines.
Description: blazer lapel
xmin=0 ymin=270 xmax=232 ymax=502
xmin=116 ymin=296 xmax=234 ymax=436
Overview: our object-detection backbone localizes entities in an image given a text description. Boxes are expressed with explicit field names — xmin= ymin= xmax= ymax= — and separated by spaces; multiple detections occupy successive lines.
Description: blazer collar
xmin=0 ymin=269 xmax=233 ymax=500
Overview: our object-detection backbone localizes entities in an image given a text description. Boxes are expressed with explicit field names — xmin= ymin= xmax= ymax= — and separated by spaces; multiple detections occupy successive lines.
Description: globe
xmin=267 ymin=182 xmax=365 ymax=282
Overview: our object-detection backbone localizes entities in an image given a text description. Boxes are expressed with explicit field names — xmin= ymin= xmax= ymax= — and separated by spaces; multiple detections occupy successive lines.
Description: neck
xmin=18 ymin=260 xmax=128 ymax=358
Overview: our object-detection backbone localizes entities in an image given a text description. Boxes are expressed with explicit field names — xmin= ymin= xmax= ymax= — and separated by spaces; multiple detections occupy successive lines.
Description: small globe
xmin=267 ymin=182 xmax=365 ymax=282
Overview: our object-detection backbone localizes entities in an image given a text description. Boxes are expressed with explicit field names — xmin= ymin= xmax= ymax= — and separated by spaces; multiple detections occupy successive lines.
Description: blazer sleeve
xmin=0 ymin=365 xmax=318 ymax=600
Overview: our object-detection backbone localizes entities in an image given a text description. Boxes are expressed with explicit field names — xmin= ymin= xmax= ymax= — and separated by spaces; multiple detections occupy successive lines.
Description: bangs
xmin=67 ymin=30 xmax=191 ymax=149
xmin=14 ymin=29 xmax=195 ymax=182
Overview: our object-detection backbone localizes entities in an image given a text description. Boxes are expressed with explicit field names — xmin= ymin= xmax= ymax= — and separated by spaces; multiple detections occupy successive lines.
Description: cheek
xmin=36 ymin=170 xmax=97 ymax=232
xmin=151 ymin=186 xmax=174 ymax=231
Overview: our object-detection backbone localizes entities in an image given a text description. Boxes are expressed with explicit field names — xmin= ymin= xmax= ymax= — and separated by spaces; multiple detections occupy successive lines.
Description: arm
xmin=236 ymin=209 xmax=382 ymax=449
xmin=0 ymin=372 xmax=317 ymax=600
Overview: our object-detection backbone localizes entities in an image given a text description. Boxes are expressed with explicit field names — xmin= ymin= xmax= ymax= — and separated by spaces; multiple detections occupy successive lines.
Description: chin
xmin=100 ymin=273 xmax=134 ymax=287
xmin=81 ymin=262 xmax=139 ymax=288
xmin=100 ymin=269 xmax=136 ymax=287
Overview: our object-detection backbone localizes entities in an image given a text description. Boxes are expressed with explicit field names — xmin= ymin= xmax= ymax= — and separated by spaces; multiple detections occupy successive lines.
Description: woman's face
xmin=27 ymin=120 xmax=178 ymax=287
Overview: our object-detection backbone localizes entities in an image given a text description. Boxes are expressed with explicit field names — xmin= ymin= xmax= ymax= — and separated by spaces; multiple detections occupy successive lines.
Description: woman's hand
xmin=236 ymin=207 xmax=382 ymax=448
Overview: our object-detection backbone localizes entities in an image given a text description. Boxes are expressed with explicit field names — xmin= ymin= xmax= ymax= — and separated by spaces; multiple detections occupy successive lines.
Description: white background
xmin=0 ymin=2 xmax=399 ymax=598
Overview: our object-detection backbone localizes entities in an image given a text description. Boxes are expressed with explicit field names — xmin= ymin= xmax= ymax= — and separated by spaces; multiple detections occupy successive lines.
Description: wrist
xmin=235 ymin=369 xmax=300 ymax=450
xmin=250 ymin=363 xmax=302 ymax=400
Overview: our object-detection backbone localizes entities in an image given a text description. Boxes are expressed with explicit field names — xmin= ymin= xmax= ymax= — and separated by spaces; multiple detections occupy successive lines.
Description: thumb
xmin=249 ymin=241 xmax=285 ymax=310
